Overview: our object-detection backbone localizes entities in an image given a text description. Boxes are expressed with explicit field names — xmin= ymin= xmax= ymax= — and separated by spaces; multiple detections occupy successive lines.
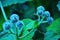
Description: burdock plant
xmin=0 ymin=1 xmax=54 ymax=40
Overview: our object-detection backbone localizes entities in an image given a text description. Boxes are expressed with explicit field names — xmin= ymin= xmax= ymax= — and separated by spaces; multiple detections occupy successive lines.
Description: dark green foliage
xmin=47 ymin=18 xmax=60 ymax=34
xmin=0 ymin=0 xmax=60 ymax=40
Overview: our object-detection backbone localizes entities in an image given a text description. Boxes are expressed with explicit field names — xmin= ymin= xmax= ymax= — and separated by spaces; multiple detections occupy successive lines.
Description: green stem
xmin=42 ymin=21 xmax=48 ymax=23
xmin=37 ymin=29 xmax=44 ymax=34
xmin=38 ymin=16 xmax=40 ymax=22
xmin=0 ymin=1 xmax=8 ymax=21
xmin=18 ymin=26 xmax=24 ymax=37
xmin=38 ymin=16 xmax=45 ymax=25
xmin=16 ymin=28 xmax=19 ymax=40
xmin=19 ymin=29 xmax=36 ymax=38
xmin=9 ymin=29 xmax=17 ymax=35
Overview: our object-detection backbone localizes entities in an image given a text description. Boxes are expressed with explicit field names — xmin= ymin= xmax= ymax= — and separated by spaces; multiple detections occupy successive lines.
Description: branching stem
xmin=0 ymin=1 xmax=8 ymax=21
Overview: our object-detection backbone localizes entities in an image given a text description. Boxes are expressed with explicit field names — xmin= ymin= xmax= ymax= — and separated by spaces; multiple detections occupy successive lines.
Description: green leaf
xmin=0 ymin=34 xmax=16 ymax=40
xmin=20 ymin=19 xmax=34 ymax=36
xmin=44 ymin=30 xmax=56 ymax=40
xmin=23 ymin=21 xmax=36 ymax=31
xmin=44 ymin=31 xmax=60 ymax=40
xmin=22 ymin=19 xmax=38 ymax=31
xmin=50 ymin=35 xmax=60 ymax=40
xmin=19 ymin=19 xmax=38 ymax=40
xmin=47 ymin=18 xmax=60 ymax=34
xmin=19 ymin=29 xmax=35 ymax=40
xmin=21 ymin=19 xmax=35 ymax=35
xmin=22 ymin=18 xmax=33 ymax=26
xmin=1 ymin=0 xmax=32 ymax=7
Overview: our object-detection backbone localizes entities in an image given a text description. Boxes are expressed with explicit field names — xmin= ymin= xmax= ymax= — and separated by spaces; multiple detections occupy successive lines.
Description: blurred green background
xmin=0 ymin=0 xmax=60 ymax=40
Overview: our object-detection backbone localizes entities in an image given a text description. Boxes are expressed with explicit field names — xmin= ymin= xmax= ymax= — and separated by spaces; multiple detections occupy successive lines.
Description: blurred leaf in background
xmin=47 ymin=18 xmax=60 ymax=34
xmin=1 ymin=0 xmax=32 ymax=7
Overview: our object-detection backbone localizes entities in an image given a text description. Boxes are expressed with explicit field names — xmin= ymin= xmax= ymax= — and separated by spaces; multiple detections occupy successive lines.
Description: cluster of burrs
xmin=36 ymin=6 xmax=54 ymax=24
xmin=3 ymin=14 xmax=24 ymax=31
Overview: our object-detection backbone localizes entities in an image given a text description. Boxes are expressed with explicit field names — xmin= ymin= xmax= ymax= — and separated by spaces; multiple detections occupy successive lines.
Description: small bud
xmin=37 ymin=6 xmax=45 ymax=11
xmin=43 ymin=11 xmax=50 ymax=17
xmin=47 ymin=17 xmax=54 ymax=24
xmin=37 ymin=6 xmax=45 ymax=16
xmin=10 ymin=14 xmax=19 ymax=23
xmin=16 ymin=21 xmax=24 ymax=29
xmin=3 ymin=21 xmax=12 ymax=30
xmin=37 ymin=10 xmax=44 ymax=16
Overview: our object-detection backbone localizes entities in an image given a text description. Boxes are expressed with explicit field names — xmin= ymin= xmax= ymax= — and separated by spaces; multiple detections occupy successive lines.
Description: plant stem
xmin=19 ymin=29 xmax=36 ymax=38
xmin=42 ymin=21 xmax=48 ymax=23
xmin=37 ymin=29 xmax=45 ymax=34
xmin=16 ymin=28 xmax=19 ymax=40
xmin=0 ymin=1 xmax=8 ymax=21
xmin=9 ymin=29 xmax=17 ymax=35
xmin=38 ymin=16 xmax=40 ymax=22
xmin=38 ymin=16 xmax=45 ymax=25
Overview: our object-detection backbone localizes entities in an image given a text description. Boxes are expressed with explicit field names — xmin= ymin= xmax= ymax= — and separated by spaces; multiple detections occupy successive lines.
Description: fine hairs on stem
xmin=0 ymin=1 xmax=8 ymax=21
